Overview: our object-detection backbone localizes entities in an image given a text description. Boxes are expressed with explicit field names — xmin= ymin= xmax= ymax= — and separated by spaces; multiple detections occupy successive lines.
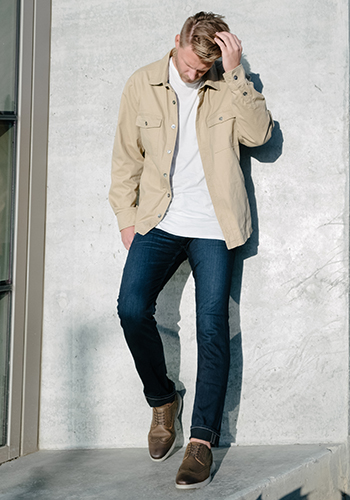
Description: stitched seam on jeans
xmin=191 ymin=425 xmax=220 ymax=437
xmin=146 ymin=391 xmax=176 ymax=401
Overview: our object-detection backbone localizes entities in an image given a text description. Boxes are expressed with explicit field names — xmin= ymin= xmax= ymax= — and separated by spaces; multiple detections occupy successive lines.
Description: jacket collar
xmin=149 ymin=50 xmax=221 ymax=90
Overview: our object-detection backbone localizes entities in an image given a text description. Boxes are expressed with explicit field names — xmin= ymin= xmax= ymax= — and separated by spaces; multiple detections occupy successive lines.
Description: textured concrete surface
xmin=0 ymin=444 xmax=348 ymax=500
xmin=41 ymin=0 xmax=349 ymax=449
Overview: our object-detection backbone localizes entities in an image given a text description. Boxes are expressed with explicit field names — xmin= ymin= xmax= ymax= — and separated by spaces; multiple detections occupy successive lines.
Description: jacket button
xmin=158 ymin=214 xmax=162 ymax=218
xmin=172 ymin=100 xmax=176 ymax=105
xmin=171 ymin=124 xmax=176 ymax=129
xmin=219 ymin=116 xmax=223 ymax=121
xmin=243 ymin=91 xmax=247 ymax=96
xmin=234 ymin=75 xmax=238 ymax=80
xmin=167 ymin=150 xmax=172 ymax=154
xmin=163 ymin=173 xmax=167 ymax=177
xmin=145 ymin=121 xmax=148 ymax=125
xmin=167 ymin=193 xmax=170 ymax=198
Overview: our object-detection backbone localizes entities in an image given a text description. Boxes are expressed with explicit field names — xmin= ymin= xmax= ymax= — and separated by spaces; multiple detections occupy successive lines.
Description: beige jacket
xmin=109 ymin=51 xmax=273 ymax=249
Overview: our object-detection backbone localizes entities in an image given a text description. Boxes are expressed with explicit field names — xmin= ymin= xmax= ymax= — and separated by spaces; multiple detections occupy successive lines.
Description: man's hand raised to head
xmin=214 ymin=32 xmax=242 ymax=73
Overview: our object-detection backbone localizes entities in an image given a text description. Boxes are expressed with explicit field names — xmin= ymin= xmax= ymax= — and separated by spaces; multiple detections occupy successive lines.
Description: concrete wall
xmin=40 ymin=0 xmax=349 ymax=449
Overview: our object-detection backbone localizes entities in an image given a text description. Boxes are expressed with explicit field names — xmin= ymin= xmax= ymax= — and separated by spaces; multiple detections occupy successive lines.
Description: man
xmin=109 ymin=11 xmax=273 ymax=489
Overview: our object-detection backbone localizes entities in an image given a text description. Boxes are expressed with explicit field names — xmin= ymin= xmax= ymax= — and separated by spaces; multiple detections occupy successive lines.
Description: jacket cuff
xmin=223 ymin=64 xmax=246 ymax=85
xmin=116 ymin=207 xmax=137 ymax=231
xmin=223 ymin=64 xmax=256 ymax=108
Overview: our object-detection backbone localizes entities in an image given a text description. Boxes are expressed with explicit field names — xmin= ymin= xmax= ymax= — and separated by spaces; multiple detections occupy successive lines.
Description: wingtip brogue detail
xmin=175 ymin=442 xmax=215 ymax=489
xmin=148 ymin=393 xmax=182 ymax=462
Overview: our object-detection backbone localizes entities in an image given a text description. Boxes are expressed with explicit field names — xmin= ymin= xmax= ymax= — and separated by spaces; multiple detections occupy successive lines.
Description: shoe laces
xmin=185 ymin=442 xmax=206 ymax=465
xmin=152 ymin=405 xmax=170 ymax=426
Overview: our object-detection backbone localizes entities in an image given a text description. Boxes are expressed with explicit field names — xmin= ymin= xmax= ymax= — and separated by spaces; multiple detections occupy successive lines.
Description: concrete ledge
xmin=0 ymin=443 xmax=348 ymax=499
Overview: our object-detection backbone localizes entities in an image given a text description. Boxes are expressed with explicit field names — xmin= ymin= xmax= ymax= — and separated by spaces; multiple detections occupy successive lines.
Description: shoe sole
xmin=175 ymin=462 xmax=216 ymax=489
xmin=149 ymin=393 xmax=183 ymax=463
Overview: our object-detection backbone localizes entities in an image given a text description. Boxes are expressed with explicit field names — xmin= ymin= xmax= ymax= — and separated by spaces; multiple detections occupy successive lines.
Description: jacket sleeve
xmin=109 ymin=79 xmax=144 ymax=231
xmin=224 ymin=64 xmax=274 ymax=147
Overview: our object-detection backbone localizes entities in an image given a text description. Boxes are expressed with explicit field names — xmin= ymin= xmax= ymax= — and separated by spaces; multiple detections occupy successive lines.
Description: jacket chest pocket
xmin=207 ymin=109 xmax=235 ymax=153
xmin=136 ymin=114 xmax=162 ymax=157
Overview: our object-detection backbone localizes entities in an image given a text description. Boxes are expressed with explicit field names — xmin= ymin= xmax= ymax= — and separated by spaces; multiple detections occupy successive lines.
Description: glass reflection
xmin=0 ymin=122 xmax=14 ymax=283
xmin=0 ymin=1 xmax=17 ymax=113
xmin=0 ymin=292 xmax=10 ymax=447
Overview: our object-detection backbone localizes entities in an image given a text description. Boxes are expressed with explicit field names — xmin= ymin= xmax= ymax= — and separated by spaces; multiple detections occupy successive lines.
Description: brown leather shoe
xmin=175 ymin=442 xmax=215 ymax=489
xmin=148 ymin=393 xmax=182 ymax=462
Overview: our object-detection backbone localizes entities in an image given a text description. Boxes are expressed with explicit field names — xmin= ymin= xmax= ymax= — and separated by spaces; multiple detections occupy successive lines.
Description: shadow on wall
xmin=66 ymin=323 xmax=101 ymax=448
xmin=220 ymin=73 xmax=283 ymax=442
xmin=156 ymin=259 xmax=192 ymax=449
xmin=155 ymin=98 xmax=283 ymax=446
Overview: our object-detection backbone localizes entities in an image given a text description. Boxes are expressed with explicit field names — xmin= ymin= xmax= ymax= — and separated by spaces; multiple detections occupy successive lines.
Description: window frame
xmin=0 ymin=0 xmax=51 ymax=463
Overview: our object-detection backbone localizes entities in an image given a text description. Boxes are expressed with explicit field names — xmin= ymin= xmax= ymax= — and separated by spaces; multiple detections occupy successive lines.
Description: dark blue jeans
xmin=117 ymin=228 xmax=235 ymax=446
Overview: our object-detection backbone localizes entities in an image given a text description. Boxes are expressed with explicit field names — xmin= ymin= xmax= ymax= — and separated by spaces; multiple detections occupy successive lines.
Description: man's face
xmin=173 ymin=34 xmax=213 ymax=84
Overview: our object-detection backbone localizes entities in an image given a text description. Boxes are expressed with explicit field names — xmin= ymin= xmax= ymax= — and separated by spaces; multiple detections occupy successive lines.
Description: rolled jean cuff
xmin=145 ymin=389 xmax=177 ymax=408
xmin=190 ymin=426 xmax=220 ymax=447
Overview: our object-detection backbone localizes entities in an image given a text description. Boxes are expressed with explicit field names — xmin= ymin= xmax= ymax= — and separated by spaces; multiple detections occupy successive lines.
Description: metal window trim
xmin=0 ymin=115 xmax=18 ymax=121
xmin=0 ymin=0 xmax=51 ymax=463
xmin=20 ymin=0 xmax=51 ymax=457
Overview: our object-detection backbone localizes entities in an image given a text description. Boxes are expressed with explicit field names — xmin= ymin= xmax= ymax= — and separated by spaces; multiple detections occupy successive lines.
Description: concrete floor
xmin=0 ymin=443 xmax=349 ymax=500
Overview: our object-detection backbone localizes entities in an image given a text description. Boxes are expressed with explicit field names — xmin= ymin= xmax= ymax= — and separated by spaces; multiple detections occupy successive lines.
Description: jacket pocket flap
xmin=136 ymin=115 xmax=162 ymax=128
xmin=207 ymin=109 xmax=234 ymax=128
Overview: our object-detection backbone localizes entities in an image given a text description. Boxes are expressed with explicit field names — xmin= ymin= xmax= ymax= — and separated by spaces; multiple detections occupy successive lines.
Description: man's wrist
xmin=223 ymin=63 xmax=245 ymax=82
xmin=116 ymin=207 xmax=137 ymax=232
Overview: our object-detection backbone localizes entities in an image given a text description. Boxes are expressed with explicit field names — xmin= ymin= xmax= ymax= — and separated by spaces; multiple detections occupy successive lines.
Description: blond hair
xmin=179 ymin=11 xmax=230 ymax=63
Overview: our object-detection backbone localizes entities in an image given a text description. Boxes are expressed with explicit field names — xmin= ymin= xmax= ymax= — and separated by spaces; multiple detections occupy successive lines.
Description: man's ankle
xmin=189 ymin=437 xmax=211 ymax=449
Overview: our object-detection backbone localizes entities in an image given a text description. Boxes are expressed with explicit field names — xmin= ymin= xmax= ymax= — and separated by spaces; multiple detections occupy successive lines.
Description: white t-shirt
xmin=157 ymin=58 xmax=225 ymax=240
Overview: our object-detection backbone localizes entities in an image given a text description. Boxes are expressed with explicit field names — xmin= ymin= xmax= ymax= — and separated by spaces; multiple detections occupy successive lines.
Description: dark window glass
xmin=0 ymin=292 xmax=10 ymax=447
xmin=0 ymin=122 xmax=15 ymax=283
xmin=0 ymin=1 xmax=18 ymax=113
xmin=0 ymin=0 xmax=19 ymax=449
